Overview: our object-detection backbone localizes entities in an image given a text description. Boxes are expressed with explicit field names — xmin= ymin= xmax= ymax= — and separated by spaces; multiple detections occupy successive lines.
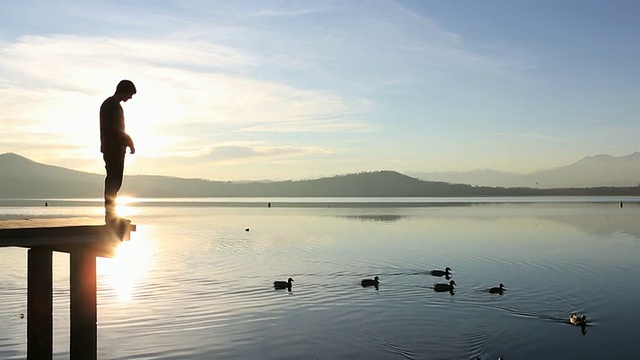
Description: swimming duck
xmin=433 ymin=280 xmax=456 ymax=292
xmin=489 ymin=283 xmax=506 ymax=294
xmin=569 ymin=313 xmax=587 ymax=326
xmin=361 ymin=276 xmax=380 ymax=287
xmin=274 ymin=278 xmax=294 ymax=290
xmin=430 ymin=267 xmax=452 ymax=277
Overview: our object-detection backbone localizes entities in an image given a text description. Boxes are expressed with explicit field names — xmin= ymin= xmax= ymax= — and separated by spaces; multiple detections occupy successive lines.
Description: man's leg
xmin=103 ymin=151 xmax=125 ymax=223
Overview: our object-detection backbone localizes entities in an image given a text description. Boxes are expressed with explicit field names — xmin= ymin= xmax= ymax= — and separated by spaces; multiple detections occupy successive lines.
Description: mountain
xmin=522 ymin=153 xmax=640 ymax=188
xmin=405 ymin=168 xmax=525 ymax=188
xmin=0 ymin=153 xmax=478 ymax=198
xmin=1 ymin=152 xmax=639 ymax=199
xmin=406 ymin=152 xmax=640 ymax=188
xmin=0 ymin=153 xmax=103 ymax=198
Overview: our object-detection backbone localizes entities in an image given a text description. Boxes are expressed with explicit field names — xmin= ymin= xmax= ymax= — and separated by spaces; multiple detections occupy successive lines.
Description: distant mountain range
xmin=0 ymin=152 xmax=639 ymax=199
xmin=406 ymin=152 xmax=640 ymax=188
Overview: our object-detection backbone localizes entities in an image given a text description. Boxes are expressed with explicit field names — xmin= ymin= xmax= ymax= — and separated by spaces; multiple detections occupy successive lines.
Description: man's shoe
xmin=105 ymin=215 xmax=131 ymax=241
xmin=105 ymin=213 xmax=119 ymax=225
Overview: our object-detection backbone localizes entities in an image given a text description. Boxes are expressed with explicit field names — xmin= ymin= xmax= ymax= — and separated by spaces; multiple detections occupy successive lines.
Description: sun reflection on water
xmin=115 ymin=196 xmax=140 ymax=219
xmin=99 ymin=231 xmax=153 ymax=301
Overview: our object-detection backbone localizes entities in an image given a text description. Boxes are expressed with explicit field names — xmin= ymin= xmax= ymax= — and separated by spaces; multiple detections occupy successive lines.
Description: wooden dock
xmin=0 ymin=217 xmax=136 ymax=360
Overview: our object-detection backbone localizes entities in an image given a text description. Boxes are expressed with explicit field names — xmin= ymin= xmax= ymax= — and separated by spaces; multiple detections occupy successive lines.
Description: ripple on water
xmin=3 ymin=203 xmax=640 ymax=359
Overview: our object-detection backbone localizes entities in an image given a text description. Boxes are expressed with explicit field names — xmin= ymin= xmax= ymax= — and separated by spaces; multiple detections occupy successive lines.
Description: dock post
xmin=1 ymin=219 xmax=136 ymax=359
xmin=69 ymin=249 xmax=97 ymax=360
xmin=27 ymin=248 xmax=53 ymax=360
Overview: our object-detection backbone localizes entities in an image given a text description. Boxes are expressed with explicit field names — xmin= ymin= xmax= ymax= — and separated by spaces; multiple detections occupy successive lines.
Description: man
xmin=100 ymin=80 xmax=136 ymax=224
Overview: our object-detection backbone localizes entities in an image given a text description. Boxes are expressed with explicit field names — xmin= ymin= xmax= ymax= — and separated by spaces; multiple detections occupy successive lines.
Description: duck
xmin=569 ymin=313 xmax=587 ymax=326
xmin=489 ymin=283 xmax=506 ymax=294
xmin=433 ymin=280 xmax=456 ymax=292
xmin=361 ymin=276 xmax=380 ymax=287
xmin=274 ymin=278 xmax=294 ymax=290
xmin=430 ymin=267 xmax=452 ymax=277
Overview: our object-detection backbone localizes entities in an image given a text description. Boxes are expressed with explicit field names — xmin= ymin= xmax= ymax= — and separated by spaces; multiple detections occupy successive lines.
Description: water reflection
xmin=98 ymin=234 xmax=153 ymax=301
xmin=338 ymin=214 xmax=405 ymax=222
xmin=3 ymin=201 xmax=638 ymax=359
xmin=569 ymin=314 xmax=588 ymax=336
xmin=557 ymin=215 xmax=640 ymax=240
xmin=114 ymin=196 xmax=141 ymax=219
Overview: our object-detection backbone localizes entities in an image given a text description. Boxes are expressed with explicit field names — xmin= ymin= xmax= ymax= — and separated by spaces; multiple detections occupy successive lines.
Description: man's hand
xmin=124 ymin=134 xmax=135 ymax=154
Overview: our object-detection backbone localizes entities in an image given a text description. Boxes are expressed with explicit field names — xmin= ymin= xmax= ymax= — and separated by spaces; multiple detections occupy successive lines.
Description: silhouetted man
xmin=100 ymin=80 xmax=136 ymax=224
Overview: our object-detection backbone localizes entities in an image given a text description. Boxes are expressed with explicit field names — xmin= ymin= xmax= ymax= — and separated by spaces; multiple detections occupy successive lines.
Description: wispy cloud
xmin=0 ymin=34 xmax=373 ymax=173
xmin=0 ymin=1 xmax=553 ymax=180
xmin=239 ymin=118 xmax=372 ymax=133
xmin=201 ymin=144 xmax=332 ymax=164
xmin=0 ymin=35 xmax=254 ymax=89
xmin=129 ymin=142 xmax=334 ymax=179
xmin=247 ymin=5 xmax=341 ymax=18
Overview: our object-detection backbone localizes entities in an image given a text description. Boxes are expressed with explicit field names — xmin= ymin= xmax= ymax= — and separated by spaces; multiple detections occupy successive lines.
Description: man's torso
xmin=99 ymin=96 xmax=125 ymax=153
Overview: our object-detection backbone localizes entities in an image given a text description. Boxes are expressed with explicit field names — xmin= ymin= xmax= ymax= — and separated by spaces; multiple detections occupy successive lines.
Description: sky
xmin=1 ymin=0 xmax=639 ymax=181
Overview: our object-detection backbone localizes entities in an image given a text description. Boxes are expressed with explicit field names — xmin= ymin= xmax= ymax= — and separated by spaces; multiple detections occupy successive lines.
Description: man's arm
xmin=124 ymin=134 xmax=135 ymax=154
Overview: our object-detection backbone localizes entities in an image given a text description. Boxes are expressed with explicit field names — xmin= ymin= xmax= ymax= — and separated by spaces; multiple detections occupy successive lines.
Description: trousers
xmin=103 ymin=150 xmax=125 ymax=218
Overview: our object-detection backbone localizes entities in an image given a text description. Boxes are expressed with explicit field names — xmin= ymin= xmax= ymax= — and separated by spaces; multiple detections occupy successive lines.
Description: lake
xmin=1 ymin=197 xmax=639 ymax=359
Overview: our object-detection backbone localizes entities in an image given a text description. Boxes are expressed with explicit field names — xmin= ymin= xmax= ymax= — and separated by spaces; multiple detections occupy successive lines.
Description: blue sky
xmin=1 ymin=0 xmax=638 ymax=180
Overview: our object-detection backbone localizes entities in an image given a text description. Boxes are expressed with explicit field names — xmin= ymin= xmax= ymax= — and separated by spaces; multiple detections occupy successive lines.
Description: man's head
xmin=115 ymin=80 xmax=137 ymax=102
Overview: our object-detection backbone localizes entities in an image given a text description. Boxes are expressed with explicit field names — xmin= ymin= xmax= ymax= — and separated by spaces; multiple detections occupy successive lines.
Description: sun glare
xmin=99 ymin=232 xmax=153 ymax=301
xmin=115 ymin=196 xmax=139 ymax=218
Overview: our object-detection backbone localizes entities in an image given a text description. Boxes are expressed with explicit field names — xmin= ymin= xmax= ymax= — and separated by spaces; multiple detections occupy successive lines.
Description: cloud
xmin=239 ymin=117 xmax=372 ymax=133
xmin=0 ymin=1 xmax=540 ymax=180
xmin=0 ymin=35 xmax=254 ymax=90
xmin=0 ymin=34 xmax=372 ymax=170
xmin=201 ymin=144 xmax=332 ymax=164
xmin=238 ymin=0 xmax=534 ymax=88
xmin=247 ymin=5 xmax=341 ymax=18
xmin=127 ymin=142 xmax=333 ymax=178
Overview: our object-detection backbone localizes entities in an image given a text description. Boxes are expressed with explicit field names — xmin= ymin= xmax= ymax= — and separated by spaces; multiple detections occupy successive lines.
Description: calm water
xmin=1 ymin=198 xmax=639 ymax=359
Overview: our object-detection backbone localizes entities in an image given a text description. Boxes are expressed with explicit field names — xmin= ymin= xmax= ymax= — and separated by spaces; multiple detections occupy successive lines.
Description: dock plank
xmin=0 ymin=217 xmax=136 ymax=258
xmin=0 ymin=217 xmax=103 ymax=229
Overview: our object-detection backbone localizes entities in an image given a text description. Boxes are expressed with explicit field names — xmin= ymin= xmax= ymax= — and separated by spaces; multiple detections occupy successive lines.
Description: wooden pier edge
xmin=0 ymin=218 xmax=136 ymax=360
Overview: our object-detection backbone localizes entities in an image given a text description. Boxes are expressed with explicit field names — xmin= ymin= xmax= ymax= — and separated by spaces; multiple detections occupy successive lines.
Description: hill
xmin=406 ymin=152 xmax=640 ymax=188
xmin=0 ymin=153 xmax=103 ymax=198
xmin=1 ymin=153 xmax=640 ymax=198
